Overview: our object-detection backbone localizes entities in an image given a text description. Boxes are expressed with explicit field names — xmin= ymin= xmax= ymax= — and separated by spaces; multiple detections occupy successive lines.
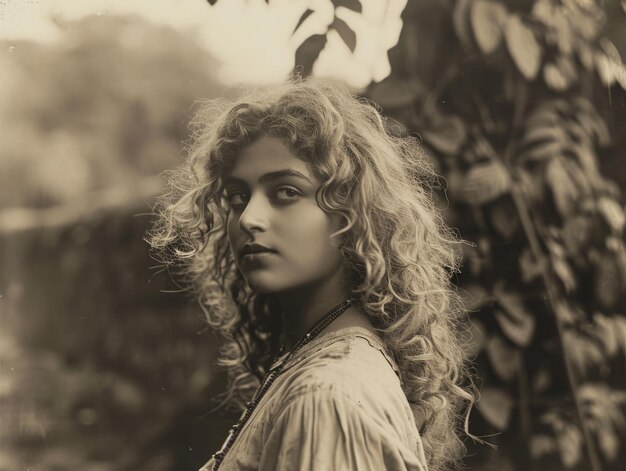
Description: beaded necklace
xmin=211 ymin=297 xmax=355 ymax=470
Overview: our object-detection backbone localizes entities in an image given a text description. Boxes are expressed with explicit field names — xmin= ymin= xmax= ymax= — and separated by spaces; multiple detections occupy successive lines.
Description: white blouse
xmin=200 ymin=326 xmax=428 ymax=471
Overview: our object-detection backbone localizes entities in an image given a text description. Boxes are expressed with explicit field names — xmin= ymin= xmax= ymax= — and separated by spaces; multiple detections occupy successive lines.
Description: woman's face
xmin=224 ymin=136 xmax=344 ymax=294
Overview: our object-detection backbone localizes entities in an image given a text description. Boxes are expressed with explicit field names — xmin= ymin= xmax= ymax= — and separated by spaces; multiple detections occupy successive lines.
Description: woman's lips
xmin=241 ymin=250 xmax=277 ymax=263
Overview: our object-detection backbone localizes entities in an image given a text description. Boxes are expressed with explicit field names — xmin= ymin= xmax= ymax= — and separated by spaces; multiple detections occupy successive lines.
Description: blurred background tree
xmin=0 ymin=12 xmax=229 ymax=471
xmin=1 ymin=0 xmax=626 ymax=470
xmin=0 ymin=13 xmax=224 ymax=208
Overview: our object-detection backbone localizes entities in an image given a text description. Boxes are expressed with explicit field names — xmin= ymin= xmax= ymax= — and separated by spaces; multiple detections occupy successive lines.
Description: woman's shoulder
xmin=261 ymin=328 xmax=428 ymax=470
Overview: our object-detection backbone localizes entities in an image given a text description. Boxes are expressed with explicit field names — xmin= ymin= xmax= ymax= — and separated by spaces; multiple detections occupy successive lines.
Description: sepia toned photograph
xmin=1 ymin=1 xmax=626 ymax=470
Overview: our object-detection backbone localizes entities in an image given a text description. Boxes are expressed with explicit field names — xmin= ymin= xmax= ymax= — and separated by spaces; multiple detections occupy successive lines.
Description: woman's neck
xmin=275 ymin=273 xmax=377 ymax=350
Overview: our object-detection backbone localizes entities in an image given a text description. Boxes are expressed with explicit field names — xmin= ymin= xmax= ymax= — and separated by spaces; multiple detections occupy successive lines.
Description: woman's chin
xmin=243 ymin=276 xmax=285 ymax=295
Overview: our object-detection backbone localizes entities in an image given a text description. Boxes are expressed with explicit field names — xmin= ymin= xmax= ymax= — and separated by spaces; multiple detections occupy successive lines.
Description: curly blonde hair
xmin=147 ymin=76 xmax=475 ymax=471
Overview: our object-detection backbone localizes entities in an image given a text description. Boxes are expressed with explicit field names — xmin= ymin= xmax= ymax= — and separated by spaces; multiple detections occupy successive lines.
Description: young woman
xmin=148 ymin=76 xmax=475 ymax=471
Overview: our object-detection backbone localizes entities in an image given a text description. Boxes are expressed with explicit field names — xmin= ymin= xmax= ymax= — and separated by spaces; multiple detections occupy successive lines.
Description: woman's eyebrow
xmin=224 ymin=169 xmax=313 ymax=185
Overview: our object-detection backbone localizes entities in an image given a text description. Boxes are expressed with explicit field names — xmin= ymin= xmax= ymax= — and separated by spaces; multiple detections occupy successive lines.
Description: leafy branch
xmin=364 ymin=1 xmax=626 ymax=469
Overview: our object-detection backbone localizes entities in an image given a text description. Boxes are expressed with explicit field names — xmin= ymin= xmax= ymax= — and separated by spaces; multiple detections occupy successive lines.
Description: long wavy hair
xmin=147 ymin=76 xmax=475 ymax=471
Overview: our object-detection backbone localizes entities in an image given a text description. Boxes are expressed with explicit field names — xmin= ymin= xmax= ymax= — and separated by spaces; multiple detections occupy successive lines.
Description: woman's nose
xmin=238 ymin=193 xmax=269 ymax=233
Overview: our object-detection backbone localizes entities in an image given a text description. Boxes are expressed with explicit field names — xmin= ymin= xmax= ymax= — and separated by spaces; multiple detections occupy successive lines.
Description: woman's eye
xmin=275 ymin=187 xmax=301 ymax=201
xmin=223 ymin=187 xmax=300 ymax=208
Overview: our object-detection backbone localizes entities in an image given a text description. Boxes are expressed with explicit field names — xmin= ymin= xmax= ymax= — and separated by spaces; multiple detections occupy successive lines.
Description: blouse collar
xmin=269 ymin=326 xmax=400 ymax=377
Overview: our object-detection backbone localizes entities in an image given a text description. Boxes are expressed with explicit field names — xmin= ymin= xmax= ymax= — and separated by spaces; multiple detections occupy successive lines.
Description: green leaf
xmin=522 ymin=123 xmax=566 ymax=147
xmin=566 ymin=1 xmax=601 ymax=39
xmin=519 ymin=248 xmax=543 ymax=283
xmin=532 ymin=366 xmax=552 ymax=393
xmin=546 ymin=158 xmax=579 ymax=216
xmin=489 ymin=198 xmax=519 ymax=239
xmin=530 ymin=0 xmax=554 ymax=25
xmin=528 ymin=100 xmax=566 ymax=124
xmin=572 ymin=96 xmax=601 ymax=118
xmin=593 ymin=252 xmax=623 ymax=311
xmin=556 ymin=55 xmax=577 ymax=81
xmin=520 ymin=140 xmax=562 ymax=162
xmin=519 ymin=122 xmax=568 ymax=162
xmin=530 ymin=434 xmax=557 ymax=460
xmin=461 ymin=161 xmax=511 ymax=206
xmin=453 ymin=0 xmax=473 ymax=49
xmin=562 ymin=328 xmax=605 ymax=376
xmin=534 ymin=4 xmax=574 ymax=54
xmin=553 ymin=300 xmax=585 ymax=326
xmin=579 ymin=384 xmax=626 ymax=462
xmin=564 ymin=121 xmax=591 ymax=146
xmin=539 ymin=411 xmax=583 ymax=468
xmin=575 ymin=39 xmax=595 ymax=71
xmin=493 ymin=284 xmax=535 ymax=346
xmin=477 ymin=386 xmax=513 ymax=430
xmin=571 ymin=105 xmax=610 ymax=146
xmin=593 ymin=313 xmax=626 ymax=359
xmin=470 ymin=0 xmax=508 ymax=54
xmin=554 ymin=10 xmax=573 ymax=55
xmin=494 ymin=308 xmax=534 ymax=347
xmin=545 ymin=157 xmax=586 ymax=218
xmin=597 ymin=197 xmax=625 ymax=233
xmin=597 ymin=38 xmax=626 ymax=90
xmin=485 ymin=334 xmax=519 ymax=381
xmin=546 ymin=238 xmax=577 ymax=292
xmin=611 ymin=239 xmax=626 ymax=281
xmin=595 ymin=51 xmax=616 ymax=87
xmin=420 ymin=114 xmax=467 ymax=155
xmin=594 ymin=54 xmax=626 ymax=90
xmin=544 ymin=62 xmax=570 ymax=91
xmin=569 ymin=144 xmax=602 ymax=186
xmin=517 ymin=167 xmax=544 ymax=205
xmin=562 ymin=215 xmax=592 ymax=255
xmin=505 ymin=15 xmax=541 ymax=80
